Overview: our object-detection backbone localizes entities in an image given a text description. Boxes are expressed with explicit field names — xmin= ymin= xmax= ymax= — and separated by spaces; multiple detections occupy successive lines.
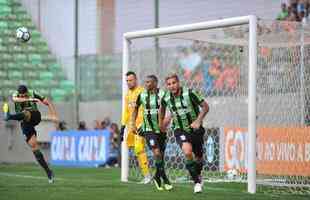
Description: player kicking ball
xmin=2 ymin=85 xmax=58 ymax=183
xmin=131 ymin=75 xmax=173 ymax=191
xmin=159 ymin=74 xmax=209 ymax=193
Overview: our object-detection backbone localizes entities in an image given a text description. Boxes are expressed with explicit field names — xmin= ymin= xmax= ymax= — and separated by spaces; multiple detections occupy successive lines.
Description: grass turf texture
xmin=0 ymin=164 xmax=309 ymax=200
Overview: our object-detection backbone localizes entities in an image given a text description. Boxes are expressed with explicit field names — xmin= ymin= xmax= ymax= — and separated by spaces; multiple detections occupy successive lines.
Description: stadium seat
xmin=8 ymin=70 xmax=23 ymax=80
xmin=40 ymin=71 xmax=53 ymax=80
xmin=51 ymin=89 xmax=67 ymax=102
xmin=29 ymin=54 xmax=42 ymax=65
xmin=0 ymin=21 xmax=8 ymax=29
xmin=24 ymin=70 xmax=38 ymax=79
xmin=60 ymin=80 xmax=75 ymax=93
xmin=0 ymin=70 xmax=7 ymax=79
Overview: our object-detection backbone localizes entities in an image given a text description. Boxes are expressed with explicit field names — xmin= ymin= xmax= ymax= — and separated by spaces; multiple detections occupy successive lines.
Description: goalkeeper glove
xmin=120 ymin=125 xmax=125 ymax=142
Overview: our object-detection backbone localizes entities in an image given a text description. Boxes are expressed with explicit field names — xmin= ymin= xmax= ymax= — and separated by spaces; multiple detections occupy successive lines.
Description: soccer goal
xmin=121 ymin=15 xmax=310 ymax=194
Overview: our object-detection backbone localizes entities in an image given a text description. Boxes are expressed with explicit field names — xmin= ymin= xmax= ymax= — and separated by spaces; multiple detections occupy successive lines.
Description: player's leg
xmin=133 ymin=133 xmax=151 ymax=183
xmin=27 ymin=132 xmax=54 ymax=183
xmin=2 ymin=102 xmax=26 ymax=121
xmin=145 ymin=133 xmax=166 ymax=190
xmin=174 ymin=129 xmax=201 ymax=193
xmin=24 ymin=111 xmax=54 ymax=183
xmin=192 ymin=127 xmax=205 ymax=186
xmin=157 ymin=133 xmax=172 ymax=190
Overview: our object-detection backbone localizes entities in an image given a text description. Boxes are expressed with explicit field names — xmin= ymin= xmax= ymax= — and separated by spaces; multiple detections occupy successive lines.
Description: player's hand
xmin=120 ymin=125 xmax=125 ymax=142
xmin=190 ymin=119 xmax=202 ymax=130
xmin=131 ymin=125 xmax=138 ymax=134
xmin=159 ymin=123 xmax=166 ymax=133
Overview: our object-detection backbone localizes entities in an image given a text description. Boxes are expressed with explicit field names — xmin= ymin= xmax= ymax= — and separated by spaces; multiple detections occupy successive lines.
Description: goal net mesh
xmin=125 ymin=20 xmax=310 ymax=193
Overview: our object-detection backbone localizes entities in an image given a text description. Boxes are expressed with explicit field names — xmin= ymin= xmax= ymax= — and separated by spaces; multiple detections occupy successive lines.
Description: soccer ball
xmin=226 ymin=169 xmax=239 ymax=180
xmin=16 ymin=27 xmax=31 ymax=42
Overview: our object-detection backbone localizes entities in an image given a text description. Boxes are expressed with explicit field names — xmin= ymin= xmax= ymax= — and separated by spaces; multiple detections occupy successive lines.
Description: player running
xmin=2 ymin=85 xmax=58 ymax=183
xmin=159 ymin=74 xmax=209 ymax=193
xmin=121 ymin=71 xmax=151 ymax=184
xmin=131 ymin=75 xmax=173 ymax=191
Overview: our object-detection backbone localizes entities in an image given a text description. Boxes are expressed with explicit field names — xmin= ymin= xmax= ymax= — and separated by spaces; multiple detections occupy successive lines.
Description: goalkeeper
xmin=159 ymin=74 xmax=209 ymax=193
xmin=131 ymin=75 xmax=173 ymax=191
xmin=121 ymin=71 xmax=151 ymax=184
xmin=2 ymin=85 xmax=58 ymax=183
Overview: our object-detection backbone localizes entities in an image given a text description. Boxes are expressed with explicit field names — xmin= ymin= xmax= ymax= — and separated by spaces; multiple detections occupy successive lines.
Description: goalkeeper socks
xmin=6 ymin=112 xmax=25 ymax=121
xmin=186 ymin=160 xmax=199 ymax=183
xmin=33 ymin=150 xmax=51 ymax=176
xmin=137 ymin=151 xmax=150 ymax=176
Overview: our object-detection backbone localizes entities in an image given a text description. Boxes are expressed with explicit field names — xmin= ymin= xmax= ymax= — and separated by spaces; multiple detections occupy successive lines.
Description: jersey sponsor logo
xmin=180 ymin=135 xmax=186 ymax=141
xmin=145 ymin=108 xmax=159 ymax=115
xmin=171 ymin=108 xmax=190 ymax=116
xmin=149 ymin=139 xmax=155 ymax=146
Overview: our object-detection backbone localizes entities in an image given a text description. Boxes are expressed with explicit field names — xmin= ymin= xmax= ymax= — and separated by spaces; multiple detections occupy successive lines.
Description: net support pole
xmin=300 ymin=24 xmax=306 ymax=125
xmin=248 ymin=15 xmax=257 ymax=194
xmin=121 ymin=37 xmax=130 ymax=182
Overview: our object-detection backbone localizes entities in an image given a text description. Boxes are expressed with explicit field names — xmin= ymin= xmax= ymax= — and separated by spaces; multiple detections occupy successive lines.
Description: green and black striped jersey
xmin=161 ymin=87 xmax=204 ymax=132
xmin=12 ymin=90 xmax=45 ymax=113
xmin=136 ymin=89 xmax=166 ymax=134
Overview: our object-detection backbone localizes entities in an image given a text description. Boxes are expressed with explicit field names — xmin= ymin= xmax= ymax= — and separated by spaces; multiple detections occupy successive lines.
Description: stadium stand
xmin=0 ymin=0 xmax=74 ymax=101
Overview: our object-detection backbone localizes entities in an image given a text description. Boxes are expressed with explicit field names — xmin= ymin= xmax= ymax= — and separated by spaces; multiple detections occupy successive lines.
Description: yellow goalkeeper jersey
xmin=121 ymin=86 xmax=144 ymax=129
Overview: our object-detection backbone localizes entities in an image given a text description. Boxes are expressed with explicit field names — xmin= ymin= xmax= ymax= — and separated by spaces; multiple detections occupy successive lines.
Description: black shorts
xmin=174 ymin=127 xmax=205 ymax=158
xmin=21 ymin=110 xmax=41 ymax=142
xmin=144 ymin=132 xmax=167 ymax=154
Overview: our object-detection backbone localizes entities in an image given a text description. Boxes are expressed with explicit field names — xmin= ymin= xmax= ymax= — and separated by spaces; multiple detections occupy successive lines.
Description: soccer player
xmin=121 ymin=71 xmax=151 ymax=184
xmin=131 ymin=75 xmax=173 ymax=191
xmin=159 ymin=74 xmax=209 ymax=193
xmin=2 ymin=85 xmax=58 ymax=183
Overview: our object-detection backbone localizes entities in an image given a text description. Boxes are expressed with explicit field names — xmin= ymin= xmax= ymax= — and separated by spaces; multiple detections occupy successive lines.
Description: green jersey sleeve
xmin=33 ymin=90 xmax=45 ymax=101
xmin=189 ymin=89 xmax=204 ymax=106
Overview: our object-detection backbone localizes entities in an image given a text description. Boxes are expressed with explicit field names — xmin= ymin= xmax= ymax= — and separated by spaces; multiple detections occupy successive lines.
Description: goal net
xmin=122 ymin=16 xmax=310 ymax=193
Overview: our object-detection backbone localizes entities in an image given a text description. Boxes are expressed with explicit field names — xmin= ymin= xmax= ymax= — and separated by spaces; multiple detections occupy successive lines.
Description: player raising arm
xmin=159 ymin=74 xmax=209 ymax=193
xmin=2 ymin=85 xmax=58 ymax=183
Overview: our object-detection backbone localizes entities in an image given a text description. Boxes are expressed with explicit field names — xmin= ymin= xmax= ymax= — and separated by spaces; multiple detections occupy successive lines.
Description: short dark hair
xmin=165 ymin=73 xmax=179 ymax=82
xmin=17 ymin=85 xmax=28 ymax=94
xmin=146 ymin=74 xmax=158 ymax=83
xmin=126 ymin=71 xmax=136 ymax=77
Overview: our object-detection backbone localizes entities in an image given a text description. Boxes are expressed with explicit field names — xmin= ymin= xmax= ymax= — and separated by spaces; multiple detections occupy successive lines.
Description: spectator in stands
xmin=56 ymin=121 xmax=67 ymax=131
xmin=78 ymin=121 xmax=87 ymax=130
xmin=290 ymin=0 xmax=298 ymax=11
xmin=299 ymin=11 xmax=308 ymax=25
xmin=94 ymin=120 xmax=102 ymax=130
xmin=297 ymin=0 xmax=306 ymax=13
xmin=277 ymin=3 xmax=289 ymax=20
xmin=101 ymin=120 xmax=107 ymax=130
xmin=105 ymin=123 xmax=120 ymax=167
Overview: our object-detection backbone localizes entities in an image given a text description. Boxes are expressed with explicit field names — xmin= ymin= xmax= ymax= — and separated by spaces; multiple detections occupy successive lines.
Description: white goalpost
xmin=121 ymin=14 xmax=310 ymax=194
xmin=121 ymin=15 xmax=258 ymax=193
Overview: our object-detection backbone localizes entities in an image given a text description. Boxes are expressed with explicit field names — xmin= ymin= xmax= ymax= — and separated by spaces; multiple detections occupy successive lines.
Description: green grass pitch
xmin=0 ymin=164 xmax=309 ymax=200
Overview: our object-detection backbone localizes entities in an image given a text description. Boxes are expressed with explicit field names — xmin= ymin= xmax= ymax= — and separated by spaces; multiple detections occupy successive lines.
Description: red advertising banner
xmin=224 ymin=127 xmax=310 ymax=176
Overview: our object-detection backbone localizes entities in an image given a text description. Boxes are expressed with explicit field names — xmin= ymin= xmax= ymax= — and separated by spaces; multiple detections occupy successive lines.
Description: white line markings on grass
xmin=0 ymin=172 xmax=64 ymax=181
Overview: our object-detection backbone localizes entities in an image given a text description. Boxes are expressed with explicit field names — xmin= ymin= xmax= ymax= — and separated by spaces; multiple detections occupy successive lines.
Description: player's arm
xmin=120 ymin=95 xmax=129 ymax=141
xmin=131 ymin=94 xmax=141 ymax=133
xmin=158 ymin=98 xmax=167 ymax=132
xmin=12 ymin=93 xmax=38 ymax=103
xmin=34 ymin=91 xmax=59 ymax=122
xmin=189 ymin=89 xmax=209 ymax=129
